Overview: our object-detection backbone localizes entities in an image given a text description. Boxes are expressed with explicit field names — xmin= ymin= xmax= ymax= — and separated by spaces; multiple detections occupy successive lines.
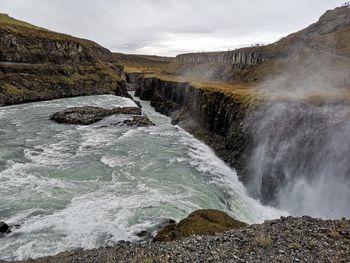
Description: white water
xmin=0 ymin=94 xmax=285 ymax=261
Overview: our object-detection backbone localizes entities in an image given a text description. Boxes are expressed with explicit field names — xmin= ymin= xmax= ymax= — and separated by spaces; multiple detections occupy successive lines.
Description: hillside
xmin=111 ymin=52 xmax=174 ymax=75
xmin=0 ymin=14 xmax=128 ymax=106
xmin=123 ymin=6 xmax=350 ymax=100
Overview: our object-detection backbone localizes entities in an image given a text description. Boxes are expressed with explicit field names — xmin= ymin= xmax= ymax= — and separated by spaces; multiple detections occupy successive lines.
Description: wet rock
xmin=136 ymin=230 xmax=150 ymax=238
xmin=118 ymin=107 xmax=142 ymax=115
xmin=50 ymin=106 xmax=141 ymax=125
xmin=134 ymin=100 xmax=142 ymax=109
xmin=0 ymin=222 xmax=9 ymax=234
xmin=154 ymin=209 xmax=247 ymax=242
xmin=136 ymin=219 xmax=177 ymax=241
xmin=123 ymin=115 xmax=155 ymax=127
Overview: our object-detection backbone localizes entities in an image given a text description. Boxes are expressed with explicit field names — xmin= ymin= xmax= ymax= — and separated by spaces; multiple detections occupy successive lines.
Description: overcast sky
xmin=0 ymin=0 xmax=345 ymax=56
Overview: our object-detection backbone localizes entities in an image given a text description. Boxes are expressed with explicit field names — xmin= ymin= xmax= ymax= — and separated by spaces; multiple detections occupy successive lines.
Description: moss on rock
xmin=154 ymin=209 xmax=247 ymax=242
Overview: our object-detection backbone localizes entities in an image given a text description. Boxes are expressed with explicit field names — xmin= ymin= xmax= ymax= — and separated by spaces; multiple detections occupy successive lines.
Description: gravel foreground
xmin=6 ymin=216 xmax=350 ymax=263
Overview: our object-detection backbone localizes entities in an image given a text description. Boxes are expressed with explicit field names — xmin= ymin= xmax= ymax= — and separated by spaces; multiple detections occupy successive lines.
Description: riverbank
xmin=8 ymin=216 xmax=350 ymax=263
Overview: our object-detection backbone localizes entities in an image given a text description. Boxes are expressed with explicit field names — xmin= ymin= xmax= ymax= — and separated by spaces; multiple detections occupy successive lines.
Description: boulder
xmin=154 ymin=209 xmax=248 ymax=242
xmin=50 ymin=106 xmax=141 ymax=125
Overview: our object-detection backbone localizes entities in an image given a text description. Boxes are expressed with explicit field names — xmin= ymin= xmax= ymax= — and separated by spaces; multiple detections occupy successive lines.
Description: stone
xmin=50 ymin=106 xmax=141 ymax=125
xmin=154 ymin=209 xmax=247 ymax=242
xmin=0 ymin=222 xmax=9 ymax=234
xmin=123 ymin=115 xmax=155 ymax=127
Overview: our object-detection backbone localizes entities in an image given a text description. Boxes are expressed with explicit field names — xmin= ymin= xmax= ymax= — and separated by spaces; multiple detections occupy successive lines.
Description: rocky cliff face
xmin=129 ymin=73 xmax=350 ymax=213
xmin=0 ymin=14 xmax=128 ymax=106
xmin=279 ymin=6 xmax=350 ymax=57
xmin=176 ymin=46 xmax=274 ymax=67
xmin=0 ymin=31 xmax=109 ymax=64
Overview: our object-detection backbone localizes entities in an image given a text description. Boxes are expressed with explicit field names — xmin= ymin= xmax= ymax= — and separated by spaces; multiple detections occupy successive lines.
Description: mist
xmin=245 ymin=48 xmax=350 ymax=218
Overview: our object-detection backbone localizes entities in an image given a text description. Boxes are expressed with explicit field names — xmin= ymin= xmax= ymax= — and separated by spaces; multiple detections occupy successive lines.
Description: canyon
xmin=124 ymin=6 xmax=350 ymax=213
xmin=0 ymin=4 xmax=350 ymax=262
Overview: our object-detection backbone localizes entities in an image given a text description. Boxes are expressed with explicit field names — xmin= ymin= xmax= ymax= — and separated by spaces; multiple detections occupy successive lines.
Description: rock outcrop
xmin=123 ymin=115 xmax=155 ymax=127
xmin=176 ymin=46 xmax=273 ymax=66
xmin=50 ymin=106 xmax=141 ymax=125
xmin=154 ymin=209 xmax=247 ymax=242
xmin=0 ymin=14 xmax=128 ymax=106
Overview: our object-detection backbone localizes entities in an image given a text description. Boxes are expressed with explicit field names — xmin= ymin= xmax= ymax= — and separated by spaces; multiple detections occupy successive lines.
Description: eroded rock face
xmin=176 ymin=46 xmax=273 ymax=66
xmin=0 ymin=14 xmax=128 ymax=106
xmin=154 ymin=209 xmax=247 ymax=242
xmin=50 ymin=106 xmax=141 ymax=125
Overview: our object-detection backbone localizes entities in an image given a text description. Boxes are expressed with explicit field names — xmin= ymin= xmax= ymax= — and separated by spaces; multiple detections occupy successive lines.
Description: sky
xmin=0 ymin=0 xmax=346 ymax=56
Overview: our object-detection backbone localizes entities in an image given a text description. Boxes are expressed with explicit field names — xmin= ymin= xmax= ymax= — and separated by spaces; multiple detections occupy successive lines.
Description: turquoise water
xmin=0 ymin=94 xmax=285 ymax=260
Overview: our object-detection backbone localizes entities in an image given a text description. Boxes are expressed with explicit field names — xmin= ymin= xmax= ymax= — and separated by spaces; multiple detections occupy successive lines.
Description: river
xmin=0 ymin=94 xmax=284 ymax=261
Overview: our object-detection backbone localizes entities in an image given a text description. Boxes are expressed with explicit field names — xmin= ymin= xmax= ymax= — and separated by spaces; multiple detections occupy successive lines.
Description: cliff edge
xmin=0 ymin=14 xmax=128 ymax=106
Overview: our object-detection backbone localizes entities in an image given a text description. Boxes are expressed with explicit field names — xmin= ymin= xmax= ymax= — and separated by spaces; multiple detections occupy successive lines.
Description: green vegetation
xmin=154 ymin=209 xmax=247 ymax=241
xmin=1 ymin=83 xmax=25 ymax=96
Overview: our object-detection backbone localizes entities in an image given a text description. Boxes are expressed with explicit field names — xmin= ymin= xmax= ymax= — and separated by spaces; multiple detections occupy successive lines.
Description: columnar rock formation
xmin=176 ymin=47 xmax=273 ymax=66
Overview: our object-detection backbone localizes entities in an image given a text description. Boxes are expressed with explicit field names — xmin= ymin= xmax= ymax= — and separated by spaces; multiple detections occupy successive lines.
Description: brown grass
xmin=0 ymin=14 xmax=104 ymax=49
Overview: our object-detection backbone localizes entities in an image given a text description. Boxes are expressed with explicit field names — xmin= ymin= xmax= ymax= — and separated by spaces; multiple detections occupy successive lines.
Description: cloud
xmin=0 ymin=0 xmax=344 ymax=56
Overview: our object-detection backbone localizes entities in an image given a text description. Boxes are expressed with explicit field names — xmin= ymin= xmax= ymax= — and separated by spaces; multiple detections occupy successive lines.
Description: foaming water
xmin=0 ymin=95 xmax=285 ymax=261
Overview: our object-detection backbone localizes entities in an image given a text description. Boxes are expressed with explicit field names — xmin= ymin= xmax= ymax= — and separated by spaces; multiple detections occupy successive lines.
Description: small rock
xmin=123 ymin=115 xmax=155 ymax=127
xmin=136 ymin=230 xmax=150 ymax=238
xmin=0 ymin=222 xmax=9 ymax=234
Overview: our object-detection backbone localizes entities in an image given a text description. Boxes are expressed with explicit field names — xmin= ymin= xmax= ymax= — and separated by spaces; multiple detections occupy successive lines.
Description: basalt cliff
xmin=0 ymin=14 xmax=128 ymax=106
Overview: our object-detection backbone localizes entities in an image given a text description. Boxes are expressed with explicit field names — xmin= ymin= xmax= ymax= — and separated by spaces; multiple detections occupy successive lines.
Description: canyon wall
xmin=0 ymin=14 xmax=128 ymax=106
xmin=129 ymin=74 xmax=350 ymax=218
xmin=175 ymin=46 xmax=276 ymax=67
xmin=0 ymin=31 xmax=110 ymax=64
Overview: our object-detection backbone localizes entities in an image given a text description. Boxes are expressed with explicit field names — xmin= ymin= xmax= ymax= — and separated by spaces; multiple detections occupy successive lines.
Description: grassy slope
xmin=0 ymin=14 xmax=106 ymax=50
xmin=112 ymin=52 xmax=174 ymax=75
